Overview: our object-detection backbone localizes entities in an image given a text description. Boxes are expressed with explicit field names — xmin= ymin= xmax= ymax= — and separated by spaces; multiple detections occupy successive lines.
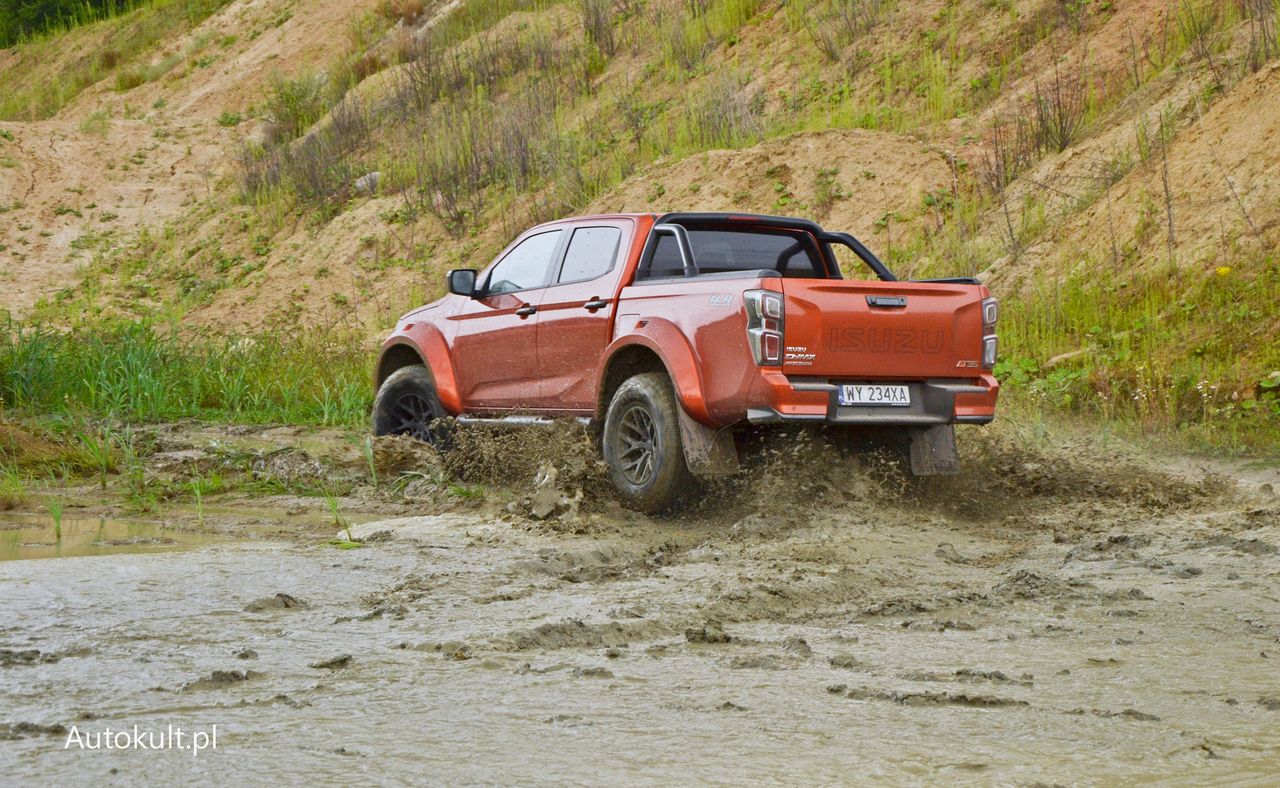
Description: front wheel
xmin=372 ymin=365 xmax=450 ymax=446
xmin=602 ymin=372 xmax=694 ymax=513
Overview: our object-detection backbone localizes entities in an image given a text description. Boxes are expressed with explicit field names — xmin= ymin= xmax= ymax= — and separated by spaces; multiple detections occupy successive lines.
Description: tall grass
xmin=0 ymin=0 xmax=234 ymax=120
xmin=0 ymin=322 xmax=370 ymax=426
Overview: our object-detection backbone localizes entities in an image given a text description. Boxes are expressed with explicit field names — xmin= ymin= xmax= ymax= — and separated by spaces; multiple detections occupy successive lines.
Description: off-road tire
xmin=372 ymin=365 xmax=451 ymax=446
xmin=602 ymin=372 xmax=694 ymax=513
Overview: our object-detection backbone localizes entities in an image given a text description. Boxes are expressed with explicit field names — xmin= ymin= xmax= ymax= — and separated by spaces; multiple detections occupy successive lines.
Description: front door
xmin=534 ymin=221 xmax=632 ymax=412
xmin=450 ymin=228 xmax=564 ymax=411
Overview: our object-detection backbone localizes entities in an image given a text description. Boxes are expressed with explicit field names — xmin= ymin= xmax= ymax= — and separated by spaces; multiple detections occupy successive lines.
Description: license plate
xmin=838 ymin=384 xmax=910 ymax=407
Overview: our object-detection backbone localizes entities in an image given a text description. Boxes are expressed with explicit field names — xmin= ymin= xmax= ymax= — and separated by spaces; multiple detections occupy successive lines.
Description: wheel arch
xmin=596 ymin=334 xmax=711 ymax=424
xmin=376 ymin=327 xmax=462 ymax=414
xmin=376 ymin=343 xmax=427 ymax=388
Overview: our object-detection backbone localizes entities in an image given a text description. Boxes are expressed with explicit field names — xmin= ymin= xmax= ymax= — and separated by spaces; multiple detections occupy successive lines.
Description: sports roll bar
xmin=651 ymin=223 xmax=698 ymax=277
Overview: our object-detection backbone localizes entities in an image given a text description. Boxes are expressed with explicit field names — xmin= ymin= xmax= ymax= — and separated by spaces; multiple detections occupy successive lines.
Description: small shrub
xmin=79 ymin=110 xmax=109 ymax=136
xmin=379 ymin=0 xmax=426 ymax=22
xmin=216 ymin=111 xmax=242 ymax=127
xmin=580 ymin=0 xmax=617 ymax=56
xmin=265 ymin=73 xmax=328 ymax=141
xmin=680 ymin=75 xmax=764 ymax=150
xmin=1032 ymin=58 xmax=1088 ymax=152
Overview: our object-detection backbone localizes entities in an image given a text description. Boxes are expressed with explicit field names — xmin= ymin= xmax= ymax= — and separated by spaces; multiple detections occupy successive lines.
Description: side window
xmin=485 ymin=230 xmax=562 ymax=295
xmin=559 ymin=227 xmax=621 ymax=283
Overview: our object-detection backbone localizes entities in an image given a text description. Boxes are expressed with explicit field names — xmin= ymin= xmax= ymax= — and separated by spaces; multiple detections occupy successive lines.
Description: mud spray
xmin=2 ymin=421 xmax=1278 ymax=782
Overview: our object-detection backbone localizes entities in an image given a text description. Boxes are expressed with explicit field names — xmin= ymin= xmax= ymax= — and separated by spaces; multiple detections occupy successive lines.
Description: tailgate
xmin=779 ymin=280 xmax=987 ymax=378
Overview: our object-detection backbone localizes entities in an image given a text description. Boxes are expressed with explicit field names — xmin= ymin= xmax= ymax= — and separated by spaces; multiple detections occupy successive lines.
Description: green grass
xmin=0 ymin=321 xmax=370 ymax=426
xmin=995 ymin=254 xmax=1280 ymax=454
xmin=0 ymin=464 xmax=26 ymax=509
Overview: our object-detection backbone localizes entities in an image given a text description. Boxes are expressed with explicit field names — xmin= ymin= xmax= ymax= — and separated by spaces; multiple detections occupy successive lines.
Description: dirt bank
xmin=1 ymin=422 xmax=1278 ymax=782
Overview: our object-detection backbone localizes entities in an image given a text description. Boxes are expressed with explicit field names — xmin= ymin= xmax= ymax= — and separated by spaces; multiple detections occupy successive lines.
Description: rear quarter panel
xmin=612 ymin=279 xmax=765 ymax=425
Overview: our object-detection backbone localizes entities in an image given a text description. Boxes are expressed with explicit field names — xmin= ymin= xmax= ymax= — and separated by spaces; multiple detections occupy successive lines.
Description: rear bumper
xmin=744 ymin=372 xmax=998 ymax=426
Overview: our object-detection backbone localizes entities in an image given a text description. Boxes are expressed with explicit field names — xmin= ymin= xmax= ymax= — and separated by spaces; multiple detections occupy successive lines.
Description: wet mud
xmin=1 ymin=421 xmax=1278 ymax=783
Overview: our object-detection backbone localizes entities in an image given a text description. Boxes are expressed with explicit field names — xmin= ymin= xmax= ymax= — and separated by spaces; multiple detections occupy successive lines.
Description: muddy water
xmin=1 ymin=431 xmax=1279 ymax=784
xmin=0 ymin=514 xmax=220 ymax=561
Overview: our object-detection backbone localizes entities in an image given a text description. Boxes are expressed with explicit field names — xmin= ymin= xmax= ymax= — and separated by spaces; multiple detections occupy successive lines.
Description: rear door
xmin=450 ymin=228 xmax=564 ymax=411
xmin=533 ymin=220 xmax=633 ymax=411
xmin=779 ymin=280 xmax=987 ymax=379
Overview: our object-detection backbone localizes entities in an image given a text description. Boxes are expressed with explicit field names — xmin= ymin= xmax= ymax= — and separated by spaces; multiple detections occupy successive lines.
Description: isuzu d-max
xmin=374 ymin=212 xmax=999 ymax=511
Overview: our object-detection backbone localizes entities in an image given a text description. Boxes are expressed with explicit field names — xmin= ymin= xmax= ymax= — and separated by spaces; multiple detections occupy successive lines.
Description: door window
xmin=558 ymin=227 xmax=621 ymax=283
xmin=485 ymin=230 xmax=563 ymax=295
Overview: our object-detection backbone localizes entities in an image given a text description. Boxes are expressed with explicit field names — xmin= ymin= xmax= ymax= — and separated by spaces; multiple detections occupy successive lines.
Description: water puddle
xmin=0 ymin=513 xmax=220 ymax=561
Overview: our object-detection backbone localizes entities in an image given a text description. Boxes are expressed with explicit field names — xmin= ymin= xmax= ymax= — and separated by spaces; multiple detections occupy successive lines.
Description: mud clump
xmin=0 ymin=722 xmax=68 ymax=740
xmin=0 ymin=648 xmax=59 ymax=667
xmin=491 ymin=618 xmax=675 ymax=652
xmin=729 ymin=655 xmax=781 ymax=670
xmin=1067 ymin=707 xmax=1161 ymax=722
xmin=445 ymin=423 xmax=605 ymax=491
xmin=244 ymin=593 xmax=308 ymax=612
xmin=372 ymin=434 xmax=443 ymax=477
xmin=830 ymin=685 xmax=1029 ymax=708
xmin=685 ymin=623 xmax=731 ymax=644
xmin=182 ymin=670 xmax=262 ymax=691
xmin=828 ymin=655 xmax=865 ymax=670
xmin=309 ymin=654 xmax=353 ymax=670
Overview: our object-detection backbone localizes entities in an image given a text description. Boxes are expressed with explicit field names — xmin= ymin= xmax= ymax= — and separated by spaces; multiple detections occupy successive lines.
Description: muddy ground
xmin=1 ymin=421 xmax=1278 ymax=784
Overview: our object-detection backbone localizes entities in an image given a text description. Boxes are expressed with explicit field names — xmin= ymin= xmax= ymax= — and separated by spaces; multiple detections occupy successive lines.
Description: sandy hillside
xmin=0 ymin=0 xmax=377 ymax=320
xmin=0 ymin=0 xmax=1278 ymax=336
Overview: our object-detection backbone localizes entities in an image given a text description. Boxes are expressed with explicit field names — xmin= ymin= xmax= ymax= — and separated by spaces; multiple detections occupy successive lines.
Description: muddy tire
xmin=602 ymin=372 xmax=694 ymax=513
xmin=372 ymin=365 xmax=451 ymax=446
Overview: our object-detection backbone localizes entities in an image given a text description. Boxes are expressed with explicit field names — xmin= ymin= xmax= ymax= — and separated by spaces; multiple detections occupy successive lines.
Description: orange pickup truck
xmin=374 ymin=212 xmax=999 ymax=511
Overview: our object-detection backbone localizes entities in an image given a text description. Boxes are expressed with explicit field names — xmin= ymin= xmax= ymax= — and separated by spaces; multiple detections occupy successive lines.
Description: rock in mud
xmin=244 ymin=593 xmax=307 ymax=612
xmin=234 ymin=648 xmax=259 ymax=660
xmin=309 ymin=655 xmax=353 ymax=670
xmin=718 ymin=701 xmax=748 ymax=711
xmin=1258 ymin=695 xmax=1280 ymax=711
xmin=572 ymin=666 xmax=614 ymax=679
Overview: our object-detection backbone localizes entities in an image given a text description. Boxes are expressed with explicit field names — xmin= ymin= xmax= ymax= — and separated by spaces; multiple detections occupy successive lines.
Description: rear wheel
xmin=372 ymin=365 xmax=450 ymax=446
xmin=602 ymin=372 xmax=694 ymax=513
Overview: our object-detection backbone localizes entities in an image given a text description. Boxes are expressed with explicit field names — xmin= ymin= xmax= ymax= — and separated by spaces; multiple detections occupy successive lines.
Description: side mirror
xmin=447 ymin=268 xmax=478 ymax=297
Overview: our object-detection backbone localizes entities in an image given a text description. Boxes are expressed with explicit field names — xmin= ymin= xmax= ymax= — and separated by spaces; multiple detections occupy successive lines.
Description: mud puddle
xmin=1 ymin=421 xmax=1278 ymax=783
xmin=0 ymin=514 xmax=222 ymax=561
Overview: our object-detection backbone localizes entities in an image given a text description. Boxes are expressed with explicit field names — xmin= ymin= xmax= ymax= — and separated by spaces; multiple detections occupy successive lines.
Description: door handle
xmin=583 ymin=298 xmax=610 ymax=311
xmin=515 ymin=305 xmax=537 ymax=318
xmin=867 ymin=296 xmax=907 ymax=308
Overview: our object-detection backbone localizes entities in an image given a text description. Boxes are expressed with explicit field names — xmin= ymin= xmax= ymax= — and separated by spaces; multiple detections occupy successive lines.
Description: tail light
xmin=744 ymin=290 xmax=784 ymax=366
xmin=981 ymin=296 xmax=998 ymax=368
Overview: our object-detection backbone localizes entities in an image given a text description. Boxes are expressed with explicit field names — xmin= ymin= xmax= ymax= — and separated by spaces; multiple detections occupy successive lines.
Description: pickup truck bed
xmin=375 ymin=212 xmax=999 ymax=511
